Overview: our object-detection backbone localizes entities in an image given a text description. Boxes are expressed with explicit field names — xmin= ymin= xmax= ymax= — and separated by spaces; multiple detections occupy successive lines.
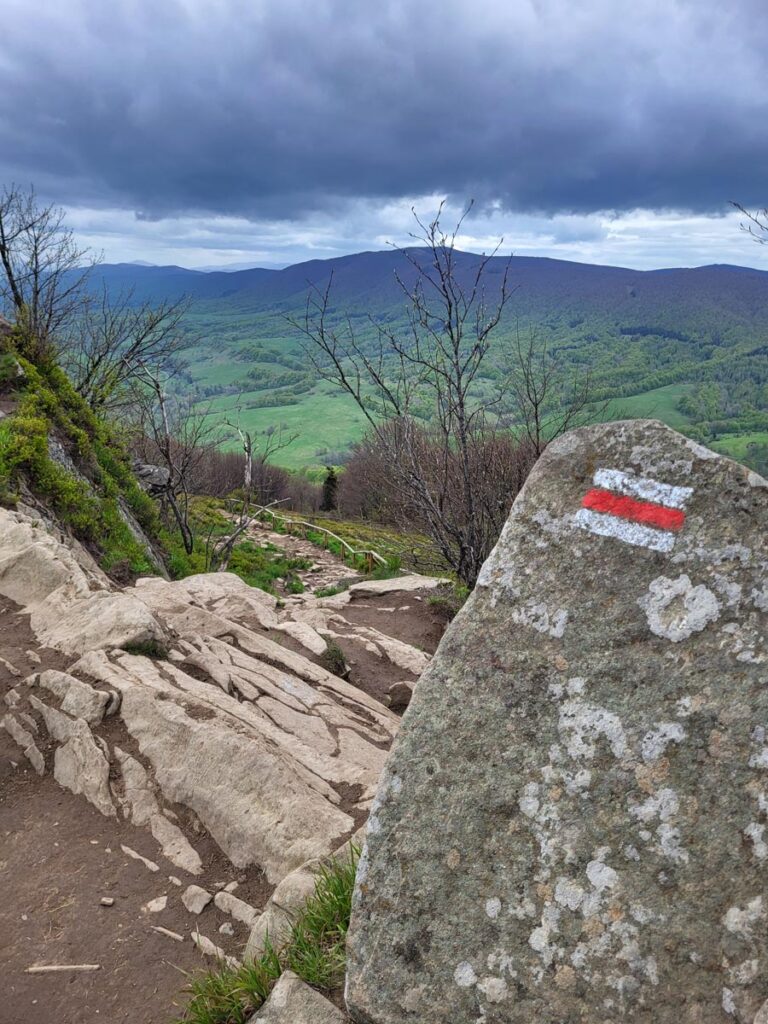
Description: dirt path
xmin=0 ymin=599 xmax=271 ymax=1024
xmin=247 ymin=520 xmax=363 ymax=594
xmin=0 ymin=525 xmax=450 ymax=1023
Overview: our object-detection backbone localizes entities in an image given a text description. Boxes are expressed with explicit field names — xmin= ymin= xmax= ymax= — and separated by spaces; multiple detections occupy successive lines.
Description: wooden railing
xmin=251 ymin=505 xmax=389 ymax=572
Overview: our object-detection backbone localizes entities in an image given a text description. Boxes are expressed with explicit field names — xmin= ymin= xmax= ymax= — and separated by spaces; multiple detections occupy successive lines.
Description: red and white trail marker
xmin=574 ymin=468 xmax=693 ymax=553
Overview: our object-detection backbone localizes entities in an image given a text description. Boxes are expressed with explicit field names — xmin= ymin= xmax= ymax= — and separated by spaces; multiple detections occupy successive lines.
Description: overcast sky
xmin=2 ymin=0 xmax=768 ymax=270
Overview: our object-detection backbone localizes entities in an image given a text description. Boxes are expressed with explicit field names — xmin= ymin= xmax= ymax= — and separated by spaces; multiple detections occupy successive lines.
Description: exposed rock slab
xmin=249 ymin=971 xmax=347 ymax=1023
xmin=348 ymin=573 xmax=447 ymax=596
xmin=346 ymin=421 xmax=768 ymax=1024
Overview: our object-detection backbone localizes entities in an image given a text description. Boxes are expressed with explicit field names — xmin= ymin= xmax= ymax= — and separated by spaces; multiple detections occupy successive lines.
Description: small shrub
xmin=122 ymin=638 xmax=169 ymax=660
xmin=319 ymin=638 xmax=347 ymax=678
xmin=368 ymin=554 xmax=401 ymax=580
xmin=285 ymin=575 xmax=305 ymax=594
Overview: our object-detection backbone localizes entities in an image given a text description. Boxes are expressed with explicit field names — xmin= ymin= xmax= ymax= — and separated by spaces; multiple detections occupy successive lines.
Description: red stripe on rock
xmin=581 ymin=488 xmax=686 ymax=532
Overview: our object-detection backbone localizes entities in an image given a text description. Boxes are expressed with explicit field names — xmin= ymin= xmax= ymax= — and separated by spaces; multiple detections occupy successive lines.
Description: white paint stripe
xmin=593 ymin=468 xmax=693 ymax=510
xmin=574 ymin=507 xmax=675 ymax=553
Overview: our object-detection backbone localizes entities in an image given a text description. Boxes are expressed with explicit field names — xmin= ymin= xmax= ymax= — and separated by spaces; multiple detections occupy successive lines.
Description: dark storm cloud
xmin=2 ymin=0 xmax=767 ymax=219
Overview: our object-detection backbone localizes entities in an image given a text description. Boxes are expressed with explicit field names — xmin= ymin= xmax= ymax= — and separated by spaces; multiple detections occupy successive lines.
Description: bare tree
xmin=207 ymin=418 xmax=299 ymax=571
xmin=732 ymin=201 xmax=768 ymax=244
xmin=291 ymin=202 xmax=594 ymax=587
xmin=129 ymin=364 xmax=220 ymax=554
xmin=508 ymin=326 xmax=596 ymax=456
xmin=0 ymin=184 xmax=93 ymax=361
xmin=62 ymin=286 xmax=191 ymax=411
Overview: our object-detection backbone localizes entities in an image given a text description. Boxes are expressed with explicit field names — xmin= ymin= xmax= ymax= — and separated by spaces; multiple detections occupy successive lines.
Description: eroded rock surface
xmin=0 ymin=504 xmax=444 ymax=898
xmin=346 ymin=420 xmax=768 ymax=1024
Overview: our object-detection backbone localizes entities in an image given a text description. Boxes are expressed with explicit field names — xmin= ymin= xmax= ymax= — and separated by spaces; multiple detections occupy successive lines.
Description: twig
xmin=26 ymin=964 xmax=101 ymax=974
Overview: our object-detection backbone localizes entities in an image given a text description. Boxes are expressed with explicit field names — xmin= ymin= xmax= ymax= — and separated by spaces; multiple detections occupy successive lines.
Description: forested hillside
xmin=86 ymin=251 xmax=768 ymax=471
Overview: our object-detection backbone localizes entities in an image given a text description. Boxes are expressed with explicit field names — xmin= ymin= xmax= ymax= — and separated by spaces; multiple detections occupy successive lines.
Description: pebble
xmin=181 ymin=885 xmax=213 ymax=915
xmin=100 ymin=897 xmax=114 ymax=907
xmin=143 ymin=896 xmax=168 ymax=913
xmin=219 ymin=922 xmax=235 ymax=936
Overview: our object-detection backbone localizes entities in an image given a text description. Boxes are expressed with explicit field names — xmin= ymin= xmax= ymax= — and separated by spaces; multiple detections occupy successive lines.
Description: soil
xmin=0 ymin=598 xmax=272 ymax=1024
xmin=0 ymin=529 xmax=448 ymax=1023
xmin=245 ymin=520 xmax=362 ymax=596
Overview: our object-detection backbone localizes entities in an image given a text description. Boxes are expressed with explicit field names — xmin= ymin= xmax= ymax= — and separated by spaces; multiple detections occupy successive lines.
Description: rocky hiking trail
xmin=0 ymin=508 xmax=447 ymax=1024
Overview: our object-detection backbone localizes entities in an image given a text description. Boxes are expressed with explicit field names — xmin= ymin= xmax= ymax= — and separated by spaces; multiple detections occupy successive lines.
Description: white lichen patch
xmin=641 ymin=722 xmax=686 ymax=763
xmin=510 ymin=601 xmax=569 ymax=639
xmin=639 ymin=574 xmax=721 ymax=642
xmin=558 ymin=697 xmax=629 ymax=761
xmin=555 ymin=877 xmax=586 ymax=911
xmin=485 ymin=897 xmax=502 ymax=920
xmin=454 ymin=961 xmax=478 ymax=988
xmin=587 ymin=859 xmax=618 ymax=891
xmin=629 ymin=788 xmax=688 ymax=864
xmin=477 ymin=976 xmax=509 ymax=1003
xmin=723 ymin=896 xmax=764 ymax=939
xmin=749 ymin=729 xmax=768 ymax=770
xmin=745 ymin=822 xmax=768 ymax=861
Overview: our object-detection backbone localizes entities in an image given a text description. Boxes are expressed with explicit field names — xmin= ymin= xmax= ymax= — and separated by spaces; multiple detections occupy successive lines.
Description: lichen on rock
xmin=346 ymin=420 xmax=768 ymax=1024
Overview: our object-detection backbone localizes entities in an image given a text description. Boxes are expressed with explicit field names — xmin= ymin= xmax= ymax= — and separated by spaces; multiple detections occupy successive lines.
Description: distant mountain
xmin=83 ymin=262 xmax=278 ymax=303
xmin=91 ymin=249 xmax=768 ymax=322
xmin=85 ymin=249 xmax=768 ymax=471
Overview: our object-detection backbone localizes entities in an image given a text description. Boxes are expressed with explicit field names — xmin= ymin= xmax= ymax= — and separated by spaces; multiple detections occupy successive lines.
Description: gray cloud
xmin=2 ymin=0 xmax=768 ymax=224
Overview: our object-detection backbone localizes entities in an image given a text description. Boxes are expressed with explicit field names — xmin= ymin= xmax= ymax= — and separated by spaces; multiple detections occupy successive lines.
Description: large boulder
xmin=346 ymin=421 xmax=768 ymax=1024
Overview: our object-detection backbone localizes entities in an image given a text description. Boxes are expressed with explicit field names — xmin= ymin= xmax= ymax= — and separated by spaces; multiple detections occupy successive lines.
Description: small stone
xmin=182 ymin=885 xmax=212 ymax=915
xmin=249 ymin=970 xmax=347 ymax=1022
xmin=219 ymin=922 xmax=235 ymax=936
xmin=0 ymin=656 xmax=21 ymax=677
xmin=168 ymin=875 xmax=182 ymax=887
xmin=143 ymin=895 xmax=167 ymax=913
xmin=26 ymin=650 xmax=42 ymax=665
xmin=223 ymin=881 xmax=238 ymax=893
xmin=386 ymin=681 xmax=414 ymax=713
xmin=214 ymin=890 xmax=258 ymax=927
xmin=151 ymin=925 xmax=184 ymax=942
xmin=100 ymin=897 xmax=114 ymax=907
xmin=120 ymin=844 xmax=159 ymax=873
xmin=190 ymin=929 xmax=239 ymax=968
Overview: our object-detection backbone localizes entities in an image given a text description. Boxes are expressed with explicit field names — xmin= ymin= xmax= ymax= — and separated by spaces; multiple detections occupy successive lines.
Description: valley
xmin=85 ymin=252 xmax=768 ymax=472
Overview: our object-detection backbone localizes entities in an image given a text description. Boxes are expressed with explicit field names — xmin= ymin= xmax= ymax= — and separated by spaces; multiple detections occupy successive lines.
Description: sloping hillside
xmin=84 ymin=251 xmax=768 ymax=470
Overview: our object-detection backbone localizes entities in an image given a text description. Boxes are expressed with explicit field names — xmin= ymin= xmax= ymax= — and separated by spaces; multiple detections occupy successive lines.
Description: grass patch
xmin=315 ymin=582 xmax=349 ymax=598
xmin=318 ymin=639 xmax=348 ymax=678
xmin=122 ymin=639 xmax=170 ymax=659
xmin=0 ymin=356 xmax=163 ymax=576
xmin=295 ymin=513 xmax=448 ymax=576
xmin=427 ymin=582 xmax=471 ymax=624
xmin=176 ymin=846 xmax=359 ymax=1024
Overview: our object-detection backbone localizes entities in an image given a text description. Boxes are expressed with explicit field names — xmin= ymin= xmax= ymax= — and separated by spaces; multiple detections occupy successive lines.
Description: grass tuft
xmin=318 ymin=638 xmax=347 ymax=678
xmin=176 ymin=846 xmax=358 ymax=1024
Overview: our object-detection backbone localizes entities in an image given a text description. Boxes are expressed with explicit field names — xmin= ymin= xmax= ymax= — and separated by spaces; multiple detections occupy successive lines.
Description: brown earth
xmin=0 ymin=532 xmax=451 ymax=1024
xmin=0 ymin=598 xmax=272 ymax=1024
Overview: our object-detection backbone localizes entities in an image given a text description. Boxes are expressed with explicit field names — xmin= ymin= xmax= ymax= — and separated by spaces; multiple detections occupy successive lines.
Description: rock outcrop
xmin=248 ymin=970 xmax=348 ymax=1023
xmin=346 ymin=421 xmax=768 ymax=1024
xmin=0 ymin=504 xmax=440 ymax=900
